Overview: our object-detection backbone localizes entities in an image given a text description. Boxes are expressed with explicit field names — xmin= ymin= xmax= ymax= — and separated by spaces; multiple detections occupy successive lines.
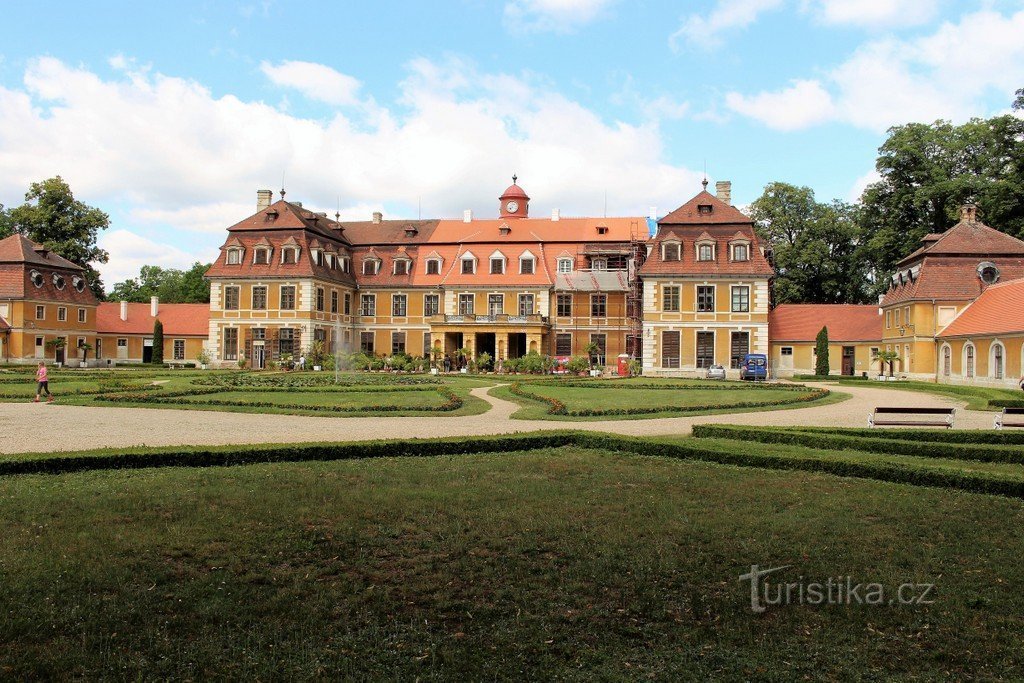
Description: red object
xmin=617 ymin=354 xmax=630 ymax=377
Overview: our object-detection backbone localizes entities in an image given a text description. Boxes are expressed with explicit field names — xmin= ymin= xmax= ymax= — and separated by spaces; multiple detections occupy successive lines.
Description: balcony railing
xmin=430 ymin=313 xmax=549 ymax=325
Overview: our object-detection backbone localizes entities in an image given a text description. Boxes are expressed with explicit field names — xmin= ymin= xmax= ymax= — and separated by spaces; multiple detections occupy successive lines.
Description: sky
xmin=1 ymin=0 xmax=1022 ymax=288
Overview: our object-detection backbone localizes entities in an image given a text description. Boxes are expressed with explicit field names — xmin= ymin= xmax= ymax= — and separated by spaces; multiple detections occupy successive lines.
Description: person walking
xmin=35 ymin=361 xmax=53 ymax=403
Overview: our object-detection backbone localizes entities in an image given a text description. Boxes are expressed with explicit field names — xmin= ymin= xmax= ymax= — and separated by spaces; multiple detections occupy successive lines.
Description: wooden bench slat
xmin=873 ymin=407 xmax=955 ymax=415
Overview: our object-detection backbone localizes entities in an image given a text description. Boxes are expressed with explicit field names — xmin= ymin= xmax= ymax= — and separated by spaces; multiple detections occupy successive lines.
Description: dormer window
xmin=394 ymin=259 xmax=410 ymax=275
xmin=698 ymin=204 xmax=713 ymax=215
xmin=731 ymin=242 xmax=750 ymax=262
xmin=591 ymin=258 xmax=607 ymax=271
xmin=226 ymin=248 xmax=242 ymax=265
xmin=461 ymin=253 xmax=477 ymax=275
xmin=52 ymin=274 xmax=66 ymax=290
xmin=72 ymin=276 xmax=85 ymax=292
xmin=490 ymin=256 xmax=505 ymax=275
xmin=978 ymin=261 xmax=1000 ymax=285
xmin=662 ymin=242 xmax=681 ymax=261
xmin=426 ymin=258 xmax=441 ymax=275
xmin=519 ymin=253 xmax=535 ymax=275
xmin=30 ymin=270 xmax=44 ymax=288
xmin=404 ymin=225 xmax=418 ymax=237
xmin=281 ymin=247 xmax=298 ymax=264
xmin=697 ymin=243 xmax=715 ymax=262
xmin=362 ymin=259 xmax=380 ymax=276
xmin=596 ymin=226 xmax=609 ymax=235
xmin=557 ymin=258 xmax=573 ymax=273
xmin=253 ymin=248 xmax=270 ymax=265
xmin=340 ymin=256 xmax=350 ymax=273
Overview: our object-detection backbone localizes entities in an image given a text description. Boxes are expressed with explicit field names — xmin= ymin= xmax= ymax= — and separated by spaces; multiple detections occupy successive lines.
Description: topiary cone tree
xmin=152 ymin=319 xmax=164 ymax=364
xmin=814 ymin=326 xmax=830 ymax=376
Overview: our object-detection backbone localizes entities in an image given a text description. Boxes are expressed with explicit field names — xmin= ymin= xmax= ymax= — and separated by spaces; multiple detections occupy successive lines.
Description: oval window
xmin=30 ymin=270 xmax=44 ymax=288
xmin=53 ymin=274 xmax=66 ymax=290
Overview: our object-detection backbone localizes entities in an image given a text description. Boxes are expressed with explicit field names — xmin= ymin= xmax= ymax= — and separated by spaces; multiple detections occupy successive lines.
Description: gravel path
xmin=0 ymin=382 xmax=994 ymax=454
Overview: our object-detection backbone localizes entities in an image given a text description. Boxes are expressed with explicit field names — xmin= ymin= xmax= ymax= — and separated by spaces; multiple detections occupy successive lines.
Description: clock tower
xmin=499 ymin=175 xmax=530 ymax=219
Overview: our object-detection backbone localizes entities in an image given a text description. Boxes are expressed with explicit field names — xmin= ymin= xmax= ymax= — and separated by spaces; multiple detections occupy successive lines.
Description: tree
xmin=109 ymin=262 xmax=211 ymax=303
xmin=0 ymin=203 xmax=11 ymax=240
xmin=4 ymin=177 xmax=110 ymax=298
xmin=1014 ymin=87 xmax=1024 ymax=111
xmin=152 ymin=319 xmax=164 ymax=364
xmin=750 ymin=182 xmax=869 ymax=304
xmin=858 ymin=116 xmax=1024 ymax=293
xmin=814 ymin=327 xmax=830 ymax=376
xmin=873 ymin=349 xmax=900 ymax=377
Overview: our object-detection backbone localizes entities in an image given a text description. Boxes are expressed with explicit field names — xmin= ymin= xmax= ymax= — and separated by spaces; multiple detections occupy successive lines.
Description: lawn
xmin=1 ymin=444 xmax=1022 ymax=679
xmin=493 ymin=377 xmax=839 ymax=420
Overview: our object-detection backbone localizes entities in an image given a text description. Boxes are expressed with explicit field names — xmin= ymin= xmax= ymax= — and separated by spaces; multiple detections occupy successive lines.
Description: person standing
xmin=298 ymin=354 xmax=306 ymax=371
xmin=35 ymin=361 xmax=53 ymax=403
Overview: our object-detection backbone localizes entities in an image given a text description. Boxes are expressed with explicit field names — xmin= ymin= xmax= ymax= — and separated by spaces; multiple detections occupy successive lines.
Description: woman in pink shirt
xmin=35 ymin=361 xmax=52 ymax=403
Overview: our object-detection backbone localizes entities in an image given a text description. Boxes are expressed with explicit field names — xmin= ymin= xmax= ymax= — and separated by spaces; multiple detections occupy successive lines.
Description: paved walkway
xmin=0 ymin=382 xmax=994 ymax=454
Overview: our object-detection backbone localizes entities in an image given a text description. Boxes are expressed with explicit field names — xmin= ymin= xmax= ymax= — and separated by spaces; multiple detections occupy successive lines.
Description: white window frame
xmin=696 ymin=241 xmax=715 ymax=262
xmin=662 ymin=241 xmax=681 ymax=261
xmin=519 ymin=250 xmax=536 ymax=275
xmin=36 ymin=305 xmax=45 ymax=320
xmin=173 ymin=339 xmax=185 ymax=361
xmin=991 ymin=340 xmax=1005 ymax=380
xmin=253 ymin=247 xmax=271 ymax=264
xmin=393 ymin=258 xmax=411 ymax=275
xmin=226 ymin=248 xmax=243 ymax=265
xmin=461 ymin=253 xmax=477 ymax=275
xmin=425 ymin=258 xmax=442 ymax=275
xmin=557 ymin=258 xmax=573 ymax=273
xmin=730 ymin=241 xmax=750 ymax=261
xmin=78 ymin=308 xmax=87 ymax=323
xmin=362 ymin=258 xmax=381 ymax=276
xmin=57 ymin=306 xmax=67 ymax=322
xmin=489 ymin=253 xmax=506 ymax=275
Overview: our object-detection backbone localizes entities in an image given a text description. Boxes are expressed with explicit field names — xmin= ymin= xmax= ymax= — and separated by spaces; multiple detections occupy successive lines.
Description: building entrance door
xmin=142 ymin=339 xmax=153 ymax=363
xmin=54 ymin=339 xmax=66 ymax=365
xmin=507 ymin=333 xmax=526 ymax=358
xmin=253 ymin=342 xmax=266 ymax=370
xmin=842 ymin=346 xmax=855 ymax=375
xmin=475 ymin=333 xmax=495 ymax=360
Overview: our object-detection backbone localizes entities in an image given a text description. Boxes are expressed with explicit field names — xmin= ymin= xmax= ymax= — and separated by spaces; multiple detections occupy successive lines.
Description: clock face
xmin=506 ymin=200 xmax=519 ymax=213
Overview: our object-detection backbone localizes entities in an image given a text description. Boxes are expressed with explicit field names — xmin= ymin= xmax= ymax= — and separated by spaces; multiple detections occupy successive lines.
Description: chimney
xmin=256 ymin=189 xmax=273 ymax=212
xmin=715 ymin=181 xmax=732 ymax=205
xmin=150 ymin=296 xmax=159 ymax=318
xmin=293 ymin=201 xmax=302 ymax=208
xmin=120 ymin=300 xmax=128 ymax=321
xmin=960 ymin=204 xmax=978 ymax=222
xmin=551 ymin=208 xmax=560 ymax=222
xmin=648 ymin=206 xmax=657 ymax=220
xmin=463 ymin=209 xmax=473 ymax=223
xmin=372 ymin=211 xmax=383 ymax=224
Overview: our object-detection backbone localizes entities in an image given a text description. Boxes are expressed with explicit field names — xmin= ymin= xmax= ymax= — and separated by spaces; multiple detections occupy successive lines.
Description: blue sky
xmin=1 ymin=0 xmax=1022 ymax=287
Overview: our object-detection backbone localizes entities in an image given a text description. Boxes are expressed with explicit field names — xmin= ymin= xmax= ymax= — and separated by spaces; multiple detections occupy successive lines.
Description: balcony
xmin=430 ymin=313 xmax=549 ymax=325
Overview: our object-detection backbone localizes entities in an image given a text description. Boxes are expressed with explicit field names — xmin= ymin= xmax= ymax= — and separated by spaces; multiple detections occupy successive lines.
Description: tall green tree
xmin=814 ymin=327 xmax=830 ymax=376
xmin=858 ymin=115 xmax=1024 ymax=292
xmin=110 ymin=262 xmax=211 ymax=303
xmin=3 ymin=177 xmax=110 ymax=298
xmin=0 ymin=203 xmax=11 ymax=240
xmin=152 ymin=319 xmax=164 ymax=365
xmin=750 ymin=182 xmax=869 ymax=304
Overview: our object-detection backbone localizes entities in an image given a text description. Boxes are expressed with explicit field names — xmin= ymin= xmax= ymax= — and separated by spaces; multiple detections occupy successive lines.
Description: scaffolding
xmin=626 ymin=220 xmax=647 ymax=359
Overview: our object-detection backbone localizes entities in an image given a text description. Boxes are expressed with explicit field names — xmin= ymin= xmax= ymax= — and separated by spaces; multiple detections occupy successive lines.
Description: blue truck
xmin=739 ymin=353 xmax=768 ymax=381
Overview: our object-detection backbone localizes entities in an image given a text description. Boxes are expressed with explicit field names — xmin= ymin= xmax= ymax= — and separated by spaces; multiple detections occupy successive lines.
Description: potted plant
xmin=431 ymin=344 xmax=443 ymax=374
xmin=196 ymin=349 xmax=210 ymax=370
xmin=583 ymin=342 xmax=602 ymax=376
xmin=79 ymin=342 xmax=93 ymax=368
xmin=45 ymin=337 xmax=66 ymax=368
xmin=476 ymin=351 xmax=493 ymax=373
xmin=872 ymin=350 xmax=900 ymax=380
xmin=457 ymin=346 xmax=472 ymax=373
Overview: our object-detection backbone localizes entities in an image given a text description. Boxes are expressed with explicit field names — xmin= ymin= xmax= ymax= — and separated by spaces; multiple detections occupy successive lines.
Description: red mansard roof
xmin=97 ymin=302 xmax=210 ymax=336
xmin=0 ymin=235 xmax=98 ymax=304
xmin=769 ymin=304 xmax=882 ymax=342
xmin=224 ymin=200 xmax=350 ymax=245
xmin=937 ymin=278 xmax=1024 ymax=338
xmin=658 ymin=190 xmax=752 ymax=226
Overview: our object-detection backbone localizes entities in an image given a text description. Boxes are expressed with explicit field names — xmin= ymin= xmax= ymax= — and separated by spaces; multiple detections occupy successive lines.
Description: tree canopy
xmin=109 ymin=263 xmax=211 ymax=304
xmin=1 ymin=176 xmax=110 ymax=298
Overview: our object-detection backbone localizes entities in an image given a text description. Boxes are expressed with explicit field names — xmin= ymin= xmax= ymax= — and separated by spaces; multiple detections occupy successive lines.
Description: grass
xmin=802 ymin=377 xmax=1023 ymax=410
xmin=2 ymin=446 xmax=1024 ymax=679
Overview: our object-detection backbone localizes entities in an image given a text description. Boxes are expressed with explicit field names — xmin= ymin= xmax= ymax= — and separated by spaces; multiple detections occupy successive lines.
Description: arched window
xmin=992 ymin=342 xmax=1004 ymax=380
xmin=697 ymin=243 xmax=715 ymax=261
xmin=965 ymin=344 xmax=975 ymax=378
xmin=731 ymin=243 xmax=749 ymax=261
xmin=942 ymin=345 xmax=951 ymax=376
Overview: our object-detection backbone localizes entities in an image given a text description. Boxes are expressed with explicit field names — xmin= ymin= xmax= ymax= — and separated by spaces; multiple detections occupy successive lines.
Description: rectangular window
xmin=490 ymin=258 xmax=505 ymax=275
xmin=518 ymin=294 xmax=534 ymax=316
xmin=360 ymin=331 xmax=374 ymax=354
xmin=117 ymin=338 xmax=127 ymax=348
xmin=520 ymin=258 xmax=534 ymax=275
xmin=426 ymin=259 xmax=440 ymax=275
xmin=556 ymin=333 xmax=572 ymax=356
xmin=78 ymin=308 xmax=87 ymax=323
xmin=697 ymin=285 xmax=715 ymax=312
xmin=696 ymin=331 xmax=715 ymax=368
xmin=394 ymin=260 xmax=409 ymax=275
xmin=360 ymin=294 xmax=376 ymax=316
xmin=894 ymin=308 xmax=901 ymax=327
xmin=391 ymin=332 xmax=406 ymax=355
xmin=590 ymin=333 xmax=607 ymax=365
xmin=36 ymin=305 xmax=45 ymax=320
xmin=392 ymin=294 xmax=407 ymax=317
xmin=591 ymin=258 xmax=607 ymax=271
xmin=885 ymin=311 xmax=891 ymax=329
xmin=488 ymin=294 xmax=504 ymax=316
xmin=731 ymin=286 xmax=750 ymax=313
xmin=461 ymin=258 xmax=475 ymax=275
xmin=558 ymin=259 xmax=572 ymax=273
xmin=223 ymin=328 xmax=238 ymax=360
xmin=58 ymin=307 xmax=67 ymax=322
xmin=279 ymin=328 xmax=295 ymax=356
xmin=331 ymin=290 xmax=339 ymax=314
xmin=423 ymin=293 xmax=440 ymax=316
xmin=173 ymin=339 xmax=185 ymax=360
xmin=252 ymin=286 xmax=267 ymax=310
xmin=280 ymin=286 xmax=296 ymax=310
xmin=590 ymin=294 xmax=607 ymax=318
xmin=362 ymin=260 xmax=378 ymax=276
xmin=698 ymin=244 xmax=714 ymax=261
xmin=36 ymin=336 xmax=44 ymax=348
xmin=780 ymin=346 xmax=793 ymax=356
xmin=224 ymin=286 xmax=240 ymax=311
xmin=316 ymin=287 xmax=325 ymax=312
xmin=904 ymin=306 xmax=911 ymax=324
xmin=226 ymin=249 xmax=241 ymax=265
xmin=344 ymin=293 xmax=351 ymax=315
xmin=730 ymin=332 xmax=749 ymax=369
xmin=282 ymin=248 xmax=295 ymax=264
xmin=661 ymin=331 xmax=680 ymax=369
xmin=732 ymin=244 xmax=749 ymax=261
xmin=556 ymin=294 xmax=572 ymax=317
xmin=254 ymin=249 xmax=269 ymax=264
xmin=663 ymin=285 xmax=680 ymax=312
xmin=459 ymin=293 xmax=475 ymax=315
xmin=663 ymin=243 xmax=680 ymax=261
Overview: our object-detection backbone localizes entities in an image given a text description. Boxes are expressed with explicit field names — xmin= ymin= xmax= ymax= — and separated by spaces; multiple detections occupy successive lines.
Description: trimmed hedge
xmin=990 ymin=399 xmax=1024 ymax=409
xmin=509 ymin=382 xmax=830 ymax=417
xmin=738 ymin=425 xmax=1024 ymax=446
xmin=691 ymin=424 xmax=1024 ymax=464
xmin=194 ymin=374 xmax=440 ymax=388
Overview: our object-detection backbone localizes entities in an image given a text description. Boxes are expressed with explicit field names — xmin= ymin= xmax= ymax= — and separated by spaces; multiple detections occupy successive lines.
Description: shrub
xmin=566 ymin=356 xmax=590 ymax=374
xmin=814 ymin=326 xmax=829 ymax=376
xmin=476 ymin=352 xmax=493 ymax=372
xmin=152 ymin=320 xmax=164 ymax=364
xmin=520 ymin=352 xmax=546 ymax=374
xmin=503 ymin=357 xmax=522 ymax=374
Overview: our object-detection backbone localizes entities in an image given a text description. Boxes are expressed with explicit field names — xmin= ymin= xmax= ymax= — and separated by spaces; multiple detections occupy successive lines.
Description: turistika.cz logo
xmin=739 ymin=565 xmax=936 ymax=613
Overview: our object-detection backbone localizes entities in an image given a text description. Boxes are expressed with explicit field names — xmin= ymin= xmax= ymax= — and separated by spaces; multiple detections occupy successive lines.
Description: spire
xmin=280 ymin=187 xmax=287 ymax=200
xmin=512 ymin=174 xmax=517 ymax=184
xmin=701 ymin=177 xmax=708 ymax=190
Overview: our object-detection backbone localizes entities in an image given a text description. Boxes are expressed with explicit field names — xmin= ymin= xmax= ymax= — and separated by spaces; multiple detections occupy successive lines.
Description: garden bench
xmin=869 ymin=406 xmax=955 ymax=429
xmin=995 ymin=407 xmax=1024 ymax=430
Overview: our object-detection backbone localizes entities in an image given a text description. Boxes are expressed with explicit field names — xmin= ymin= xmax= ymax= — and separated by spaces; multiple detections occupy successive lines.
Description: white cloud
xmin=802 ymin=0 xmax=940 ymax=28
xmin=847 ymin=168 xmax=881 ymax=202
xmin=503 ymin=0 xmax=616 ymax=33
xmin=725 ymin=80 xmax=835 ymax=130
xmin=98 ymin=230 xmax=207 ymax=285
xmin=671 ymin=0 xmax=784 ymax=49
xmin=259 ymin=60 xmax=363 ymax=107
xmin=0 ymin=55 xmax=703 ymax=286
xmin=725 ymin=8 xmax=1024 ymax=131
